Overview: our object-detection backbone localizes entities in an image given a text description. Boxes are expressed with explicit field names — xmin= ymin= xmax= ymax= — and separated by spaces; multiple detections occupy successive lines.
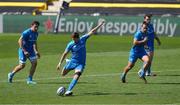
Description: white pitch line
xmin=1 ymin=69 xmax=179 ymax=83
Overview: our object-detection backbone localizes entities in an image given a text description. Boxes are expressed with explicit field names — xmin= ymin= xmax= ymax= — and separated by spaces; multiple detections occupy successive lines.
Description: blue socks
xmin=10 ymin=72 xmax=15 ymax=77
xmin=67 ymin=78 xmax=78 ymax=91
xmin=27 ymin=76 xmax=33 ymax=81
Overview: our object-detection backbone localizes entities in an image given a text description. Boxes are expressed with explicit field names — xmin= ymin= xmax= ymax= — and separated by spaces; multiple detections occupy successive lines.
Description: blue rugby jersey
xmin=146 ymin=23 xmax=155 ymax=51
xmin=65 ymin=34 xmax=90 ymax=65
xmin=21 ymin=28 xmax=38 ymax=52
xmin=130 ymin=30 xmax=147 ymax=53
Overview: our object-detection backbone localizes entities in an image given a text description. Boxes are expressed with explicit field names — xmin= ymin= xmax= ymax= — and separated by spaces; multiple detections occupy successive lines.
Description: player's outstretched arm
xmin=87 ymin=21 xmax=105 ymax=36
xmin=57 ymin=51 xmax=68 ymax=70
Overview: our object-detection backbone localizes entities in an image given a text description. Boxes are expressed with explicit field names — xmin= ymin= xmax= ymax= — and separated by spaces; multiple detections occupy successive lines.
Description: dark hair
xmin=71 ymin=32 xmax=79 ymax=38
xmin=142 ymin=21 xmax=148 ymax=27
xmin=31 ymin=21 xmax=40 ymax=26
xmin=144 ymin=14 xmax=152 ymax=19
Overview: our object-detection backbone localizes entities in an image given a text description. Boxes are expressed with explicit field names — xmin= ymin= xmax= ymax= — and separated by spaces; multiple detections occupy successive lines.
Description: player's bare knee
xmin=19 ymin=64 xmax=25 ymax=69
xmin=74 ymin=72 xmax=82 ymax=79
xmin=145 ymin=56 xmax=150 ymax=62
xmin=75 ymin=72 xmax=82 ymax=76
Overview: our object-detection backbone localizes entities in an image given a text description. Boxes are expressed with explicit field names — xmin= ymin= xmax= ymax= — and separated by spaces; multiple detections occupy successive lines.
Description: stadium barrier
xmin=70 ymin=2 xmax=180 ymax=8
xmin=0 ymin=2 xmax=47 ymax=10
xmin=1 ymin=15 xmax=180 ymax=37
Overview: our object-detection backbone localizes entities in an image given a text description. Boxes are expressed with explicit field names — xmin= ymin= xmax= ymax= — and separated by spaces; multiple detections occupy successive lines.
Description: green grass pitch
xmin=0 ymin=33 xmax=180 ymax=104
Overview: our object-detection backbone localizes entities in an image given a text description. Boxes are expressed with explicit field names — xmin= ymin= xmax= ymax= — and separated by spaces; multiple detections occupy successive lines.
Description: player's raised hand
xmin=88 ymin=20 xmax=105 ymax=35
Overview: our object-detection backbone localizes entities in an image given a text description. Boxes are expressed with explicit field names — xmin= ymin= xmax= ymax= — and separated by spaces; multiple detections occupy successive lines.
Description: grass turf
xmin=0 ymin=33 xmax=180 ymax=104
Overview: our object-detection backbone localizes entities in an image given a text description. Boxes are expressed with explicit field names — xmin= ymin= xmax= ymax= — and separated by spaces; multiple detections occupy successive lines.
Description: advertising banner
xmin=3 ymin=15 xmax=180 ymax=37
xmin=59 ymin=16 xmax=179 ymax=37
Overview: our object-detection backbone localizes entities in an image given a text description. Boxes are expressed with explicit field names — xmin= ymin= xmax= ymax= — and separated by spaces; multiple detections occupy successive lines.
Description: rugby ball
xmin=57 ymin=86 xmax=66 ymax=96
